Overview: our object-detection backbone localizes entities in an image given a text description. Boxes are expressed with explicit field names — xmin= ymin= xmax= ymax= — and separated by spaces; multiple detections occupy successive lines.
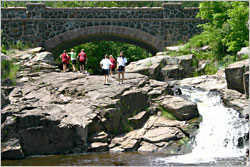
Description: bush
xmin=1 ymin=59 xmax=20 ymax=84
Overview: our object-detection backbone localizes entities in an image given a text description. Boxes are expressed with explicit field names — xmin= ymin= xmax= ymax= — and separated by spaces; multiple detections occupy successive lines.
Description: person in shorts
xmin=109 ymin=55 xmax=116 ymax=75
xmin=60 ymin=50 xmax=69 ymax=73
xmin=100 ymin=54 xmax=112 ymax=85
xmin=117 ymin=51 xmax=127 ymax=84
xmin=78 ymin=49 xmax=87 ymax=74
xmin=69 ymin=49 xmax=77 ymax=72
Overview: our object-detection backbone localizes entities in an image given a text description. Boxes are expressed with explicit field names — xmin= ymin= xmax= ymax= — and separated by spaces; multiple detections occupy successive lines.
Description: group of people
xmin=60 ymin=49 xmax=127 ymax=85
xmin=60 ymin=49 xmax=87 ymax=73
xmin=100 ymin=51 xmax=127 ymax=85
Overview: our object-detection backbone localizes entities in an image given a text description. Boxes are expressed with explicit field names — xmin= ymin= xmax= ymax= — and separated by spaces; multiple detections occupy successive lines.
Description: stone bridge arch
xmin=1 ymin=3 xmax=204 ymax=56
xmin=44 ymin=26 xmax=164 ymax=56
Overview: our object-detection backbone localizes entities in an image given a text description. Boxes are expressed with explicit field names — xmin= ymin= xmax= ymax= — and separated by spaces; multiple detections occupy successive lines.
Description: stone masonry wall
xmin=1 ymin=3 xmax=203 ymax=54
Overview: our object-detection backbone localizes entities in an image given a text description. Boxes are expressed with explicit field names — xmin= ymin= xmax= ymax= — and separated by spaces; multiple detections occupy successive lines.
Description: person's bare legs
xmin=82 ymin=64 xmax=85 ymax=73
xmin=72 ymin=64 xmax=76 ymax=72
xmin=122 ymin=72 xmax=124 ymax=84
xmin=63 ymin=64 xmax=66 ymax=72
xmin=106 ymin=75 xmax=109 ymax=84
xmin=118 ymin=72 xmax=121 ymax=84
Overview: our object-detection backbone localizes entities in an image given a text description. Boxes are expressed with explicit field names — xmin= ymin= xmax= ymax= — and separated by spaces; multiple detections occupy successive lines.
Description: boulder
xmin=88 ymin=142 xmax=109 ymax=152
xmin=128 ymin=111 xmax=149 ymax=129
xmin=161 ymin=65 xmax=182 ymax=81
xmin=28 ymin=47 xmax=43 ymax=54
xmin=138 ymin=141 xmax=158 ymax=152
xmin=142 ymin=126 xmax=182 ymax=143
xmin=126 ymin=56 xmax=166 ymax=79
xmin=237 ymin=47 xmax=249 ymax=59
xmin=178 ymin=54 xmax=197 ymax=77
xmin=161 ymin=96 xmax=199 ymax=121
xmin=31 ymin=52 xmax=55 ymax=65
xmin=1 ymin=139 xmax=25 ymax=159
xmin=225 ymin=59 xmax=249 ymax=94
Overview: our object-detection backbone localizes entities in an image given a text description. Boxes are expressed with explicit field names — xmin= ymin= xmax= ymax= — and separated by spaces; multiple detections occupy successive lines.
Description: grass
xmin=177 ymin=135 xmax=189 ymax=145
xmin=158 ymin=105 xmax=178 ymax=120
xmin=1 ymin=59 xmax=20 ymax=85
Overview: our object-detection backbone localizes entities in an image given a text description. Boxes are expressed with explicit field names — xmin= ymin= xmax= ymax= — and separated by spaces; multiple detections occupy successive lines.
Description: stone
xmin=1 ymin=53 xmax=11 ymax=61
xmin=20 ymin=54 xmax=33 ymax=60
xmin=143 ymin=126 xmax=182 ymax=143
xmin=161 ymin=96 xmax=199 ymax=121
xmin=243 ymin=72 xmax=249 ymax=96
xmin=1 ymin=139 xmax=25 ymax=159
xmin=237 ymin=47 xmax=249 ymax=58
xmin=178 ymin=54 xmax=196 ymax=77
xmin=128 ymin=111 xmax=149 ymax=129
xmin=109 ymin=147 xmax=125 ymax=153
xmin=19 ymin=77 xmax=29 ymax=82
xmin=126 ymin=55 xmax=166 ymax=80
xmin=138 ymin=141 xmax=158 ymax=152
xmin=89 ymin=131 xmax=109 ymax=143
xmin=225 ymin=59 xmax=249 ymax=94
xmin=161 ymin=65 xmax=181 ymax=81
xmin=1 ymin=91 xmax=10 ymax=109
xmin=28 ymin=47 xmax=43 ymax=54
xmin=88 ymin=142 xmax=109 ymax=152
xmin=165 ymin=45 xmax=185 ymax=52
xmin=1 ymin=79 xmax=13 ymax=86
xmin=31 ymin=51 xmax=55 ymax=65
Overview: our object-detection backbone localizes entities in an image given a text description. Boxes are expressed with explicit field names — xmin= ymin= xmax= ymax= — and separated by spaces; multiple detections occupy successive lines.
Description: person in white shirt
xmin=100 ymin=54 xmax=112 ymax=85
xmin=117 ymin=51 xmax=127 ymax=84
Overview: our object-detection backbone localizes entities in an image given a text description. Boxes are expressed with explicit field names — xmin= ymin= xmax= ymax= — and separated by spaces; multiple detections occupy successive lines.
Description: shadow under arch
xmin=44 ymin=26 xmax=164 ymax=57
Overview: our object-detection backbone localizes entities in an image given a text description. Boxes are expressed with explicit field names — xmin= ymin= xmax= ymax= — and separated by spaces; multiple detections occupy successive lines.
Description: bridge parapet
xmin=1 ymin=3 xmax=204 ymax=54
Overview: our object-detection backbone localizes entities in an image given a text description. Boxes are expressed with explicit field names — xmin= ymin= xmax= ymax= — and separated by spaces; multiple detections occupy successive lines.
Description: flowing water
xmin=2 ymin=88 xmax=248 ymax=166
xmin=156 ymin=88 xmax=249 ymax=165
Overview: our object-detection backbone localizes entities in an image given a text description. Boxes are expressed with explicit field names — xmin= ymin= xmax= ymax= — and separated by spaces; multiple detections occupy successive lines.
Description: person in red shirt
xmin=109 ymin=55 xmax=116 ymax=75
xmin=77 ymin=49 xmax=88 ymax=74
xmin=60 ymin=50 xmax=69 ymax=73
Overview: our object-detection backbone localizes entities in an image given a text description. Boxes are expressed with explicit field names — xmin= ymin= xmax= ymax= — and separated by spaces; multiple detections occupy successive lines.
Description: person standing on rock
xmin=117 ymin=51 xmax=127 ymax=84
xmin=78 ymin=49 xmax=87 ymax=74
xmin=109 ymin=55 xmax=116 ymax=75
xmin=60 ymin=50 xmax=69 ymax=73
xmin=69 ymin=49 xmax=77 ymax=72
xmin=100 ymin=54 xmax=112 ymax=85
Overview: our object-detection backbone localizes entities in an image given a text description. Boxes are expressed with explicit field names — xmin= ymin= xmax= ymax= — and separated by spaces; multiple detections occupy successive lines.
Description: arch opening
xmin=44 ymin=26 xmax=164 ymax=57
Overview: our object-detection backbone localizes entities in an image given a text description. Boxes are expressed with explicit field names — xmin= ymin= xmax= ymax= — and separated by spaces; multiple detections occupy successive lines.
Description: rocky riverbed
xmin=1 ymin=48 xmax=249 ymax=160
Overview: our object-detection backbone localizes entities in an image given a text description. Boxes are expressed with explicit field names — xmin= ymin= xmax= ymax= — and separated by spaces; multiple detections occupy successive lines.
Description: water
xmin=156 ymin=88 xmax=249 ymax=165
xmin=2 ymin=88 xmax=248 ymax=166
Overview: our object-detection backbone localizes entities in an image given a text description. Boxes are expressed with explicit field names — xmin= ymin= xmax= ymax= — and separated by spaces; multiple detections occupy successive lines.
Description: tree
xmin=197 ymin=1 xmax=249 ymax=55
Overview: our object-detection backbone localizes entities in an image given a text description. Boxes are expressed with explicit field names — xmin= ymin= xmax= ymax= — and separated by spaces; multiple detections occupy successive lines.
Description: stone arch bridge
xmin=2 ymin=3 xmax=204 ymax=56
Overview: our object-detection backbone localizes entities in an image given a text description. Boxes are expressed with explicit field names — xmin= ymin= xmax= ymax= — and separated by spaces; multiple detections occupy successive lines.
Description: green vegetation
xmin=1 ymin=59 xmax=20 ymax=85
xmin=165 ymin=1 xmax=249 ymax=75
xmin=158 ymin=105 xmax=178 ymax=120
xmin=56 ymin=41 xmax=152 ymax=74
xmin=177 ymin=135 xmax=189 ymax=145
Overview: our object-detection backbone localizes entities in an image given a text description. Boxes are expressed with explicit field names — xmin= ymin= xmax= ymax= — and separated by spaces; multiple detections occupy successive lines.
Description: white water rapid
xmin=157 ymin=88 xmax=249 ymax=164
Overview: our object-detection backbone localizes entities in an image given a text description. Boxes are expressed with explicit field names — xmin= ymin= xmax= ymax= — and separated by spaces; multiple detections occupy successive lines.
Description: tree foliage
xmin=56 ymin=41 xmax=152 ymax=74
xmin=195 ymin=1 xmax=249 ymax=57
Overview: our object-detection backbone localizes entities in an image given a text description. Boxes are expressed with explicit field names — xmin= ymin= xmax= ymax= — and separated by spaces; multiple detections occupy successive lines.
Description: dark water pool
xmin=1 ymin=152 xmax=247 ymax=166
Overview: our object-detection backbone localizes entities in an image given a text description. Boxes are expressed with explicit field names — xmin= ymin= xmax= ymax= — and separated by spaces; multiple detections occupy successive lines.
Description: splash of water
xmin=157 ymin=88 xmax=249 ymax=164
